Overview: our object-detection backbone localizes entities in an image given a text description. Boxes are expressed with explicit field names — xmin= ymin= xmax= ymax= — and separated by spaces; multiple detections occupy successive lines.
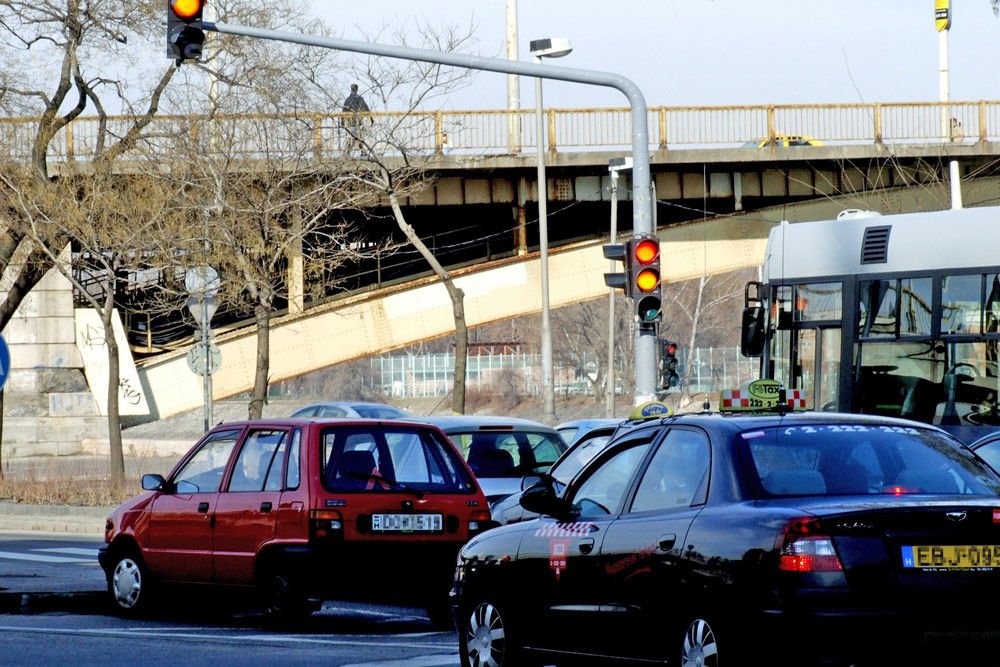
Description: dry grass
xmin=0 ymin=477 xmax=140 ymax=506
xmin=0 ymin=456 xmax=160 ymax=507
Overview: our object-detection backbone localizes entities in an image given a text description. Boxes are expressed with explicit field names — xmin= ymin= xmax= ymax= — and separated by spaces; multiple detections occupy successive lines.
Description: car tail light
xmin=310 ymin=509 xmax=343 ymax=539
xmin=778 ymin=518 xmax=843 ymax=572
xmin=468 ymin=509 xmax=496 ymax=536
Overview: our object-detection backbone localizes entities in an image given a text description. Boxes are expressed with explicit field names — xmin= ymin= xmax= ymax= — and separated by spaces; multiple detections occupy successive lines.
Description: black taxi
xmin=451 ymin=394 xmax=1000 ymax=665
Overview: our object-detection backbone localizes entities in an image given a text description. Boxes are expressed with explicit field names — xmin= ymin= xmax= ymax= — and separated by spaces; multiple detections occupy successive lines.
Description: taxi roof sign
xmin=720 ymin=380 xmax=807 ymax=413
xmin=629 ymin=401 xmax=673 ymax=421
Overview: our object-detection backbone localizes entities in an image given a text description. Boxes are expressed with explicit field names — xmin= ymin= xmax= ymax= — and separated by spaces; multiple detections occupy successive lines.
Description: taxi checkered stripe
xmin=534 ymin=522 xmax=596 ymax=537
xmin=720 ymin=389 xmax=807 ymax=409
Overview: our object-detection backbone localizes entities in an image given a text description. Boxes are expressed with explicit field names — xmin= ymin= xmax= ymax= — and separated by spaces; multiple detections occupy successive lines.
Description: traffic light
xmin=630 ymin=235 xmax=661 ymax=324
xmin=602 ymin=242 xmax=629 ymax=292
xmin=167 ymin=0 xmax=206 ymax=63
xmin=660 ymin=340 xmax=680 ymax=389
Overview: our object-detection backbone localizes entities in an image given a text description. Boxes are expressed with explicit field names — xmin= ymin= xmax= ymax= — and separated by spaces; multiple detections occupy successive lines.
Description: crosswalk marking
xmin=36 ymin=547 xmax=98 ymax=557
xmin=0 ymin=550 xmax=87 ymax=564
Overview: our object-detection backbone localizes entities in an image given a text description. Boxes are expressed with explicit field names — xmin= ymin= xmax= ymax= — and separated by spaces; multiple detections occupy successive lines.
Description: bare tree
xmin=0 ymin=0 xmax=176 ymax=482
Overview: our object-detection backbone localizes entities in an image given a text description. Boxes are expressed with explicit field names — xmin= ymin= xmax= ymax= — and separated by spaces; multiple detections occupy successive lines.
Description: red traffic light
xmin=633 ymin=238 xmax=659 ymax=265
xmin=170 ymin=0 xmax=204 ymax=19
xmin=665 ymin=342 xmax=677 ymax=356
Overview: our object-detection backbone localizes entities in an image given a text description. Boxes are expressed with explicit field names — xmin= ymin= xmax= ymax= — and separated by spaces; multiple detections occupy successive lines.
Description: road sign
xmin=0 ymin=334 xmax=9 ymax=392
xmin=187 ymin=342 xmax=221 ymax=376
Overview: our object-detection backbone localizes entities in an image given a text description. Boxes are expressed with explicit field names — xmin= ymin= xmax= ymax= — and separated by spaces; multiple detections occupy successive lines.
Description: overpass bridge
xmin=138 ymin=175 xmax=1000 ymax=420
xmin=6 ymin=100 xmax=1000 ymax=436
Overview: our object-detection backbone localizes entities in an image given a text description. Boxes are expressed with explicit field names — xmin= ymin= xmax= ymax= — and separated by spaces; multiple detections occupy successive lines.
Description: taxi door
xmin=145 ymin=429 xmax=242 ymax=582
xmin=212 ymin=428 xmax=290 ymax=584
xmin=515 ymin=433 xmax=655 ymax=656
xmin=597 ymin=427 xmax=710 ymax=660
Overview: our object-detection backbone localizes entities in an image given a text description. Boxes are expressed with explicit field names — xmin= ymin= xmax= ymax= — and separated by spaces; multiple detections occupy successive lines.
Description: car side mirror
xmin=520 ymin=476 xmax=570 ymax=518
xmin=141 ymin=474 xmax=167 ymax=491
xmin=520 ymin=473 xmax=544 ymax=491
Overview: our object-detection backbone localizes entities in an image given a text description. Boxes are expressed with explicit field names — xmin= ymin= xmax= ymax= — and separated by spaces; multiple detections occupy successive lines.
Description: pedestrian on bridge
xmin=342 ymin=83 xmax=371 ymax=153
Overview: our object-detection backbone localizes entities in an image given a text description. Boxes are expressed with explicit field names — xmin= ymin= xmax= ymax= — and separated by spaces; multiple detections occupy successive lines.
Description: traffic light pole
xmin=201 ymin=20 xmax=659 ymax=405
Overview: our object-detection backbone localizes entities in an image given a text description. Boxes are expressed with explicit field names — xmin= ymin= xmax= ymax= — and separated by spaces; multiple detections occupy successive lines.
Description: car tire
xmin=425 ymin=597 xmax=454 ymax=631
xmin=681 ymin=616 xmax=720 ymax=667
xmin=107 ymin=549 xmax=154 ymax=616
xmin=459 ymin=600 xmax=535 ymax=667
xmin=260 ymin=572 xmax=317 ymax=621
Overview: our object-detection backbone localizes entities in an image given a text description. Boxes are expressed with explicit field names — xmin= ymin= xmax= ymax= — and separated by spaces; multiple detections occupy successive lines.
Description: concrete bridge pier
xmin=1 ymin=262 xmax=106 ymax=460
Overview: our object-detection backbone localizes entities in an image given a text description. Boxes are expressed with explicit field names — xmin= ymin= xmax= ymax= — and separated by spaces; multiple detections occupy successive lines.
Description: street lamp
xmin=530 ymin=37 xmax=572 ymax=423
xmin=606 ymin=156 xmax=633 ymax=418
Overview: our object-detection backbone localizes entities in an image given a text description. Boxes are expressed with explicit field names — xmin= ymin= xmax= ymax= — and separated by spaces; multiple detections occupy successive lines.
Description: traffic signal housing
xmin=167 ymin=0 xmax=206 ymax=63
xmin=660 ymin=339 xmax=680 ymax=390
xmin=631 ymin=235 xmax=662 ymax=324
xmin=602 ymin=242 xmax=629 ymax=292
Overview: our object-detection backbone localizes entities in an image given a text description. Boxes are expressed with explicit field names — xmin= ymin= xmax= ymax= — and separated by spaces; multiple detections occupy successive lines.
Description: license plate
xmin=901 ymin=545 xmax=1000 ymax=569
xmin=371 ymin=513 xmax=442 ymax=533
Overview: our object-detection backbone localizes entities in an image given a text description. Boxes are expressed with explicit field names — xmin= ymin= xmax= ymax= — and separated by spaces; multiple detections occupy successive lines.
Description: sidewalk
xmin=0 ymin=501 xmax=109 ymax=536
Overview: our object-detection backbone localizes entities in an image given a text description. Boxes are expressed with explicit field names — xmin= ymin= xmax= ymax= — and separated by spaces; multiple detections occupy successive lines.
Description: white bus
xmin=741 ymin=205 xmax=1000 ymax=444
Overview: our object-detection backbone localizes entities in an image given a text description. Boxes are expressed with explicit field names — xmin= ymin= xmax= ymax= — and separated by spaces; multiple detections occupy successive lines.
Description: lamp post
xmin=529 ymin=37 xmax=572 ymax=424
xmin=606 ymin=157 xmax=633 ymax=418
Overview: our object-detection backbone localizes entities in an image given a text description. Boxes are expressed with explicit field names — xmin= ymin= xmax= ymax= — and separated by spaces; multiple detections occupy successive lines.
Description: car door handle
xmin=658 ymin=533 xmax=677 ymax=552
xmin=260 ymin=502 xmax=272 ymax=513
xmin=578 ymin=537 xmax=595 ymax=555
xmin=198 ymin=502 xmax=210 ymax=513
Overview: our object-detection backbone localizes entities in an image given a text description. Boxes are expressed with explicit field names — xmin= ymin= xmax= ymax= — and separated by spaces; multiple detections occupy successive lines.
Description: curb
xmin=0 ymin=590 xmax=108 ymax=614
xmin=0 ymin=503 xmax=109 ymax=537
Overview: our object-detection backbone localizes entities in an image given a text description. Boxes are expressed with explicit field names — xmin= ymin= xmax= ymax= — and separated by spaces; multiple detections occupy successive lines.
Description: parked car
xmin=742 ymin=134 xmax=823 ymax=147
xmin=99 ymin=417 xmax=489 ymax=626
xmin=416 ymin=415 xmax=567 ymax=506
xmin=969 ymin=430 xmax=1000 ymax=471
xmin=289 ymin=400 xmax=410 ymax=420
xmin=452 ymin=410 xmax=1000 ymax=666
xmin=555 ymin=417 xmax=621 ymax=446
xmin=492 ymin=417 xmax=630 ymax=525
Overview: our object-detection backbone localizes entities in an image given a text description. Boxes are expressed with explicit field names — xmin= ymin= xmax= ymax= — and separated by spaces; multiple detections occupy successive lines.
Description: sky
xmin=304 ymin=0 xmax=1000 ymax=111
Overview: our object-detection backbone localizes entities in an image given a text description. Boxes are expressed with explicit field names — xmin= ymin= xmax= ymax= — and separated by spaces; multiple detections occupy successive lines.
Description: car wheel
xmin=460 ymin=600 xmax=533 ymax=667
xmin=425 ymin=597 xmax=454 ymax=631
xmin=260 ymin=572 xmax=316 ymax=621
xmin=108 ymin=549 xmax=153 ymax=615
xmin=681 ymin=616 xmax=720 ymax=667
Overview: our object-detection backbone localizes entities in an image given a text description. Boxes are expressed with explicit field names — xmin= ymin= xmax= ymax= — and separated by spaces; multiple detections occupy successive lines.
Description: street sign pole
xmin=186 ymin=267 xmax=220 ymax=433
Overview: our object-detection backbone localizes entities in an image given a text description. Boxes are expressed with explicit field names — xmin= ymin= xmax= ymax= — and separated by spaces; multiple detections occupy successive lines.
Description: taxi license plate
xmin=371 ymin=513 xmax=442 ymax=533
xmin=901 ymin=545 xmax=1000 ymax=569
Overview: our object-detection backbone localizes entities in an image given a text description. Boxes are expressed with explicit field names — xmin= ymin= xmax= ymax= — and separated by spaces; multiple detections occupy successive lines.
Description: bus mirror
xmin=741 ymin=306 xmax=765 ymax=357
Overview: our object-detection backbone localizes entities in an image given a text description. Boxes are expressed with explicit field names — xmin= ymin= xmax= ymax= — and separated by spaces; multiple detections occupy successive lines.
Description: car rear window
xmin=742 ymin=424 xmax=1000 ymax=498
xmin=448 ymin=430 xmax=567 ymax=477
xmin=353 ymin=405 xmax=408 ymax=419
xmin=320 ymin=425 xmax=476 ymax=493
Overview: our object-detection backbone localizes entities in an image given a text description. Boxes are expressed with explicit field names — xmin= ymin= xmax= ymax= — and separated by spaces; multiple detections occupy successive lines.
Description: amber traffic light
xmin=167 ymin=0 xmax=206 ymax=63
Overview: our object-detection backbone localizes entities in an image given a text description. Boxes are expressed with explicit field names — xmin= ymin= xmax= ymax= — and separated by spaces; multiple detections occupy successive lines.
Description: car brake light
xmin=469 ymin=509 xmax=493 ymax=534
xmin=778 ymin=519 xmax=843 ymax=572
xmin=310 ymin=509 xmax=343 ymax=538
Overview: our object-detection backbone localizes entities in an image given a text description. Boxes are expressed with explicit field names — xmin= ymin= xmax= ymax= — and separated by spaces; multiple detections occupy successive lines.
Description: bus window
xmin=900 ymin=277 xmax=933 ymax=336
xmin=854 ymin=341 xmax=944 ymax=420
xmin=859 ymin=280 xmax=898 ymax=338
xmin=986 ymin=274 xmax=1000 ymax=334
xmin=942 ymin=274 xmax=983 ymax=335
xmin=794 ymin=283 xmax=842 ymax=322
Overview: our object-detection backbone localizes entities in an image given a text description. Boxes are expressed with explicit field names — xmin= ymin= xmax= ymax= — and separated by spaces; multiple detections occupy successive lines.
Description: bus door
xmin=769 ymin=283 xmax=844 ymax=411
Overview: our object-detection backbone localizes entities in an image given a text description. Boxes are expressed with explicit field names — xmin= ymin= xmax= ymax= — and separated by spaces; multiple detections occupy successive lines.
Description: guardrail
xmin=2 ymin=100 xmax=996 ymax=162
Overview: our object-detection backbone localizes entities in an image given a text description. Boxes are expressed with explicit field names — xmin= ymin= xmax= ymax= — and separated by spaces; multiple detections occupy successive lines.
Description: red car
xmin=99 ymin=418 xmax=490 ymax=625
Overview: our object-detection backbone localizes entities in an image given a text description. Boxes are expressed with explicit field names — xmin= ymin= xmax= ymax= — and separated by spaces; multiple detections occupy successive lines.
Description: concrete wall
xmin=1 ymin=263 xmax=106 ymax=458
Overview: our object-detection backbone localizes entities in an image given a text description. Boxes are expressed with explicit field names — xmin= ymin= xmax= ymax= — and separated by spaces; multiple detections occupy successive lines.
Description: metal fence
xmin=4 ymin=100 xmax=996 ymax=163
xmin=368 ymin=346 xmax=759 ymax=399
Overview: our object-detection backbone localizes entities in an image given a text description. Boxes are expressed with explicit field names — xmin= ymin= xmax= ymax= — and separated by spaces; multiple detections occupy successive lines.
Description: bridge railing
xmin=3 ymin=100 xmax=997 ymax=163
